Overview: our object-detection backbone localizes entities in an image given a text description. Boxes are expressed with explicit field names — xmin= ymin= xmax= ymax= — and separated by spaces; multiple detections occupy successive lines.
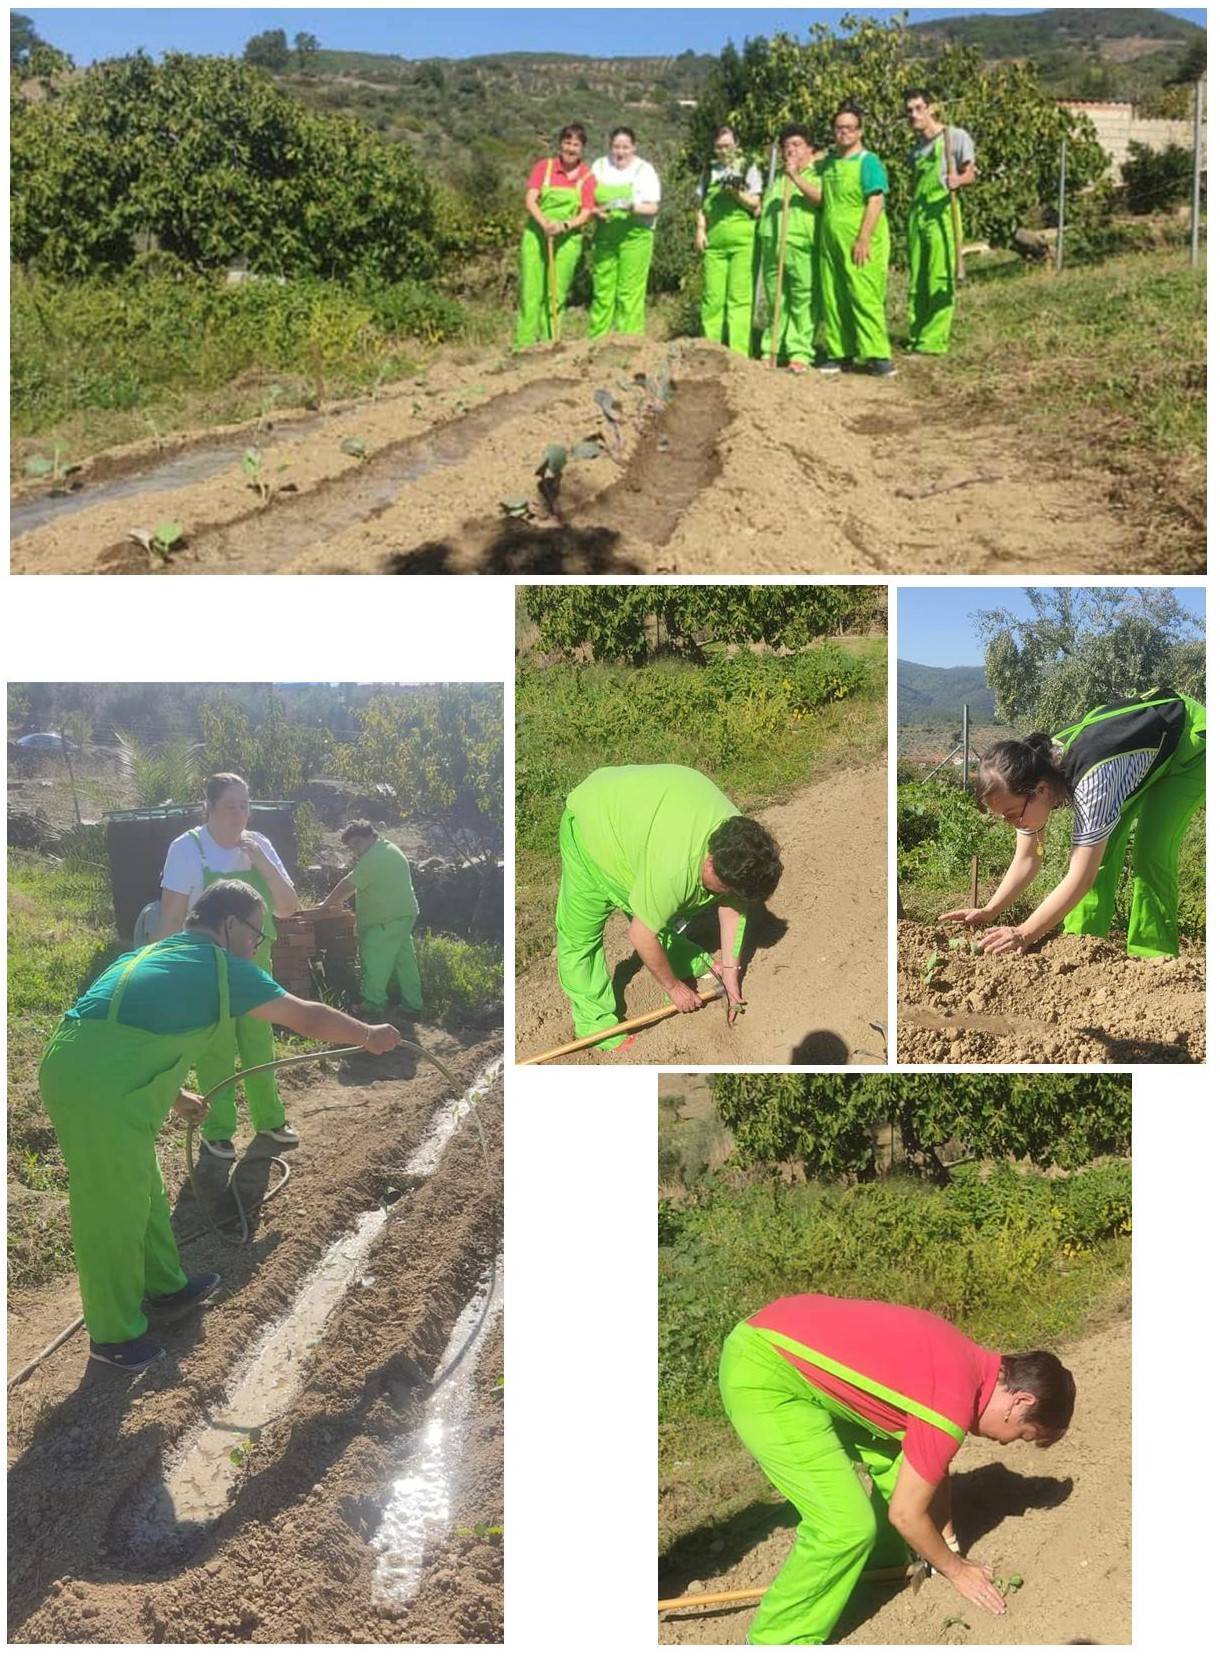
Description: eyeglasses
xmin=229 ymin=913 xmax=268 ymax=949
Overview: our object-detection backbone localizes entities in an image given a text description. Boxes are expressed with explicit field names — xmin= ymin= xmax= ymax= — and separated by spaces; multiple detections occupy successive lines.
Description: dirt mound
xmin=8 ymin=1034 xmax=503 ymax=1644
xmin=515 ymin=769 xmax=887 ymax=1066
xmin=12 ymin=336 xmax=1178 ymax=576
xmin=898 ymin=921 xmax=1205 ymax=1063
xmin=660 ymin=1316 xmax=1130 ymax=1646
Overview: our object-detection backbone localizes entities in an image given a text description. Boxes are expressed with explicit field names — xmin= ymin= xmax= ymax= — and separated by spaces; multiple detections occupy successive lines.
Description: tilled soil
xmin=660 ymin=1316 xmax=1130 ymax=1646
xmin=898 ymin=920 xmax=1205 ymax=1064
xmin=7 ymin=1033 xmax=503 ymax=1644
xmin=11 ymin=336 xmax=1186 ymax=576
xmin=516 ymin=769 xmax=888 ymax=1066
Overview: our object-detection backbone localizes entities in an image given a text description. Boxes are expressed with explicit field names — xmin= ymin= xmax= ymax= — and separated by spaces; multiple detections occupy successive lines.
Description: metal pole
xmin=1056 ymin=136 xmax=1067 ymax=272
xmin=961 ymin=704 xmax=970 ymax=790
xmin=1191 ymin=78 xmax=1204 ymax=268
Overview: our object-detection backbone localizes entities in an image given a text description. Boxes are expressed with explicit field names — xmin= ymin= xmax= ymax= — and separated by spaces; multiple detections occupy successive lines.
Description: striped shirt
xmin=1019 ymin=749 xmax=1158 ymax=848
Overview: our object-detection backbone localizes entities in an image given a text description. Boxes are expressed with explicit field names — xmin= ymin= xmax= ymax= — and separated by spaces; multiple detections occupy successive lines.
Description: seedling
xmin=538 ymin=443 xmax=568 ymax=477
xmin=500 ymin=498 xmax=533 ymax=520
xmin=994 ymin=1573 xmax=1024 ymax=1597
xmin=941 ymin=1617 xmax=969 ymax=1632
xmin=228 ymin=1435 xmax=255 ymax=1467
xmin=243 ymin=446 xmax=270 ymax=504
xmin=922 ymin=951 xmax=945 ymax=985
xmin=570 ymin=439 xmax=603 ymax=460
xmin=127 ymin=520 xmax=185 ymax=563
xmin=24 ymin=441 xmax=77 ymax=484
xmin=340 ymin=437 xmax=369 ymax=463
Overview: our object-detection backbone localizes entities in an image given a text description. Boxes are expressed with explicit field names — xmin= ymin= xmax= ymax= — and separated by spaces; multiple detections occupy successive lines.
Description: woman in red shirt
xmin=514 ymin=123 xmax=596 ymax=347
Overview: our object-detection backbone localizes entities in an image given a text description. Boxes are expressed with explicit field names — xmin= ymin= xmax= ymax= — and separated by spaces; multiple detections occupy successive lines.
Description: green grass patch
xmin=898 ymin=776 xmax=1205 ymax=942
xmin=659 ymin=1160 xmax=1131 ymax=1547
xmin=515 ymin=639 xmax=886 ymax=972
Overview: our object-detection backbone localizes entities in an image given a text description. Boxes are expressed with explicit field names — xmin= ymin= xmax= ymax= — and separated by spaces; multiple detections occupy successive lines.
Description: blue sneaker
xmin=865 ymin=358 xmax=898 ymax=378
xmin=146 ymin=1271 xmax=221 ymax=1315
xmin=89 ymin=1335 xmax=167 ymax=1372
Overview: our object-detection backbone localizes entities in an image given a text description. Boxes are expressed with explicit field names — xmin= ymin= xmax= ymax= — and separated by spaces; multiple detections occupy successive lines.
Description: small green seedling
xmin=538 ymin=443 xmax=568 ymax=477
xmin=153 ymin=520 xmax=184 ymax=558
xmin=340 ymin=437 xmax=369 ymax=463
xmin=228 ymin=1436 xmax=255 ymax=1467
xmin=243 ymin=446 xmax=270 ymax=504
xmin=24 ymin=441 xmax=77 ymax=483
xmin=941 ymin=1616 xmax=970 ymax=1632
xmin=922 ymin=951 xmax=945 ymax=985
xmin=570 ymin=439 xmax=602 ymax=460
xmin=994 ymin=1573 xmax=1024 ymax=1597
xmin=500 ymin=498 xmax=532 ymax=520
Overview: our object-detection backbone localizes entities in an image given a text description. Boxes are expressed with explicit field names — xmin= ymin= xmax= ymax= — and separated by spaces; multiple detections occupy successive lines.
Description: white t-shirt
xmin=592 ymin=155 xmax=662 ymax=228
xmin=161 ymin=825 xmax=290 ymax=910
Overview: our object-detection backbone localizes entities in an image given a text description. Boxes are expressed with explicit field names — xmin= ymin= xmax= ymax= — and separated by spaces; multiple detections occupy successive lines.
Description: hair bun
xmin=1021 ymin=732 xmax=1054 ymax=757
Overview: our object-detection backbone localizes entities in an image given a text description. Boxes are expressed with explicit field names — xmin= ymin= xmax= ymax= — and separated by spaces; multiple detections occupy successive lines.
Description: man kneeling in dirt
xmin=720 ymin=1294 xmax=1075 ymax=1644
xmin=556 ymin=764 xmax=782 ymax=1049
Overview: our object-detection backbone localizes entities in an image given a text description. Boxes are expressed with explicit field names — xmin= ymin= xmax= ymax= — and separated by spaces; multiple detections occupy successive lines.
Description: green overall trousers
xmin=554 ymin=809 xmax=743 ymax=1048
xmin=758 ymin=171 xmax=818 ymax=366
xmin=720 ymin=1320 xmax=964 ymax=1645
xmin=589 ymin=174 xmax=653 ymax=338
xmin=907 ymin=132 xmax=957 ymax=355
xmin=189 ymin=835 xmax=286 ymax=1142
xmin=701 ymin=172 xmax=758 ymax=356
xmin=359 ymin=915 xmax=423 ymax=1014
xmin=39 ymin=943 xmax=232 ymax=1344
xmin=1060 ymin=693 xmax=1206 ymax=958
xmin=818 ymin=154 xmax=892 ymax=364
xmin=515 ymin=160 xmax=586 ymax=347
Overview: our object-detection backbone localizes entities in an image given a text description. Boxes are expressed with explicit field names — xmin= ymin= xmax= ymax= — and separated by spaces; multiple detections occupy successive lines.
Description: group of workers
xmin=515 ymin=90 xmax=976 ymax=377
xmin=38 ymin=772 xmax=425 ymax=1374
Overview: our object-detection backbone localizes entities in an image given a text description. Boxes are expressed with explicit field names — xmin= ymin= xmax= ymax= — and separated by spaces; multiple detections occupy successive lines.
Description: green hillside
xmin=897 ymin=660 xmax=996 ymax=725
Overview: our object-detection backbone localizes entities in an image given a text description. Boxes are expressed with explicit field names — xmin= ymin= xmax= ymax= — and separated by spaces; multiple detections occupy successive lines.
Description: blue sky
xmin=22 ymin=8 xmax=1207 ymax=66
xmin=899 ymin=587 xmax=1207 ymax=668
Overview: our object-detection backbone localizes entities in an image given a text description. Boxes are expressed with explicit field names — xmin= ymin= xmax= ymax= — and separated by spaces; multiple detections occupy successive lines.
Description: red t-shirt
xmin=749 ymin=1294 xmax=1001 ymax=1486
xmin=526 ymin=157 xmax=596 ymax=210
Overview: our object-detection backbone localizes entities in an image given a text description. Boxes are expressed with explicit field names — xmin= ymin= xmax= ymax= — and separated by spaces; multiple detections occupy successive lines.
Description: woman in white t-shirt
xmin=588 ymin=126 xmax=662 ymax=338
xmin=155 ymin=772 xmax=300 ymax=1158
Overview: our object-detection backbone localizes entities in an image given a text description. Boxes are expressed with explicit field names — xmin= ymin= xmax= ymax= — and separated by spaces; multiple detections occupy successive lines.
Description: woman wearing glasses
xmin=941 ymin=690 xmax=1205 ymax=959
xmin=39 ymin=878 xmax=401 ymax=1372
xmin=154 ymin=771 xmax=299 ymax=1160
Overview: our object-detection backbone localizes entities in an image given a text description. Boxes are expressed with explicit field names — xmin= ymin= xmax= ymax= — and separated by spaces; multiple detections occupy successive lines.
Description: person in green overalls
xmin=38 ymin=878 xmax=401 ymax=1373
xmin=555 ymin=764 xmax=782 ymax=1048
xmin=315 ymin=821 xmax=423 ymax=1022
xmin=154 ymin=772 xmax=298 ymax=1163
xmin=695 ymin=124 xmax=762 ymax=356
xmin=758 ymin=124 xmax=823 ymax=373
xmin=904 ymin=89 xmax=977 ymax=355
xmin=942 ymin=689 xmax=1206 ymax=958
xmin=514 ymin=123 xmax=596 ymax=348
xmin=720 ymin=1294 xmax=1075 ymax=1644
xmin=588 ymin=127 xmax=662 ymax=338
xmin=813 ymin=102 xmax=896 ymax=378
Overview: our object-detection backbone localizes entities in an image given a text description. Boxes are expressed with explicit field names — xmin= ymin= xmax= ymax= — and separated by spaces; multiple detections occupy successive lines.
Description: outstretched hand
xmin=980 ymin=926 xmax=1027 ymax=956
xmin=938 ymin=907 xmax=990 ymax=926
xmin=949 ymin=1558 xmax=1006 ymax=1617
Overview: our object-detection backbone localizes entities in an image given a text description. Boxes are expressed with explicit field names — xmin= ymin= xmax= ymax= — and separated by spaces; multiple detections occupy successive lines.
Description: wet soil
xmin=7 ymin=1033 xmax=503 ymax=1643
xmin=516 ymin=769 xmax=888 ymax=1066
xmin=11 ymin=337 xmax=1187 ymax=576
xmin=660 ymin=1317 xmax=1130 ymax=1646
xmin=897 ymin=921 xmax=1205 ymax=1064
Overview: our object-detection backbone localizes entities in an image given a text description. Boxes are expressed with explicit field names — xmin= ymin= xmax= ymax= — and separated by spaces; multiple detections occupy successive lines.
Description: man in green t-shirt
xmin=556 ymin=765 xmax=783 ymax=1048
xmin=319 ymin=823 xmax=423 ymax=1021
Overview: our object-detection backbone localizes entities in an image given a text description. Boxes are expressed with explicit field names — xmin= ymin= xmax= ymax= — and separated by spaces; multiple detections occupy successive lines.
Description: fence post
xmin=961 ymin=703 xmax=970 ymax=791
xmin=1056 ymin=136 xmax=1067 ymax=272
xmin=1191 ymin=78 xmax=1204 ymax=269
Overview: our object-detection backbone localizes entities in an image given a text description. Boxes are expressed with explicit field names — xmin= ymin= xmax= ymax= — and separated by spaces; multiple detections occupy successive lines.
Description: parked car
xmin=15 ymin=731 xmax=78 ymax=750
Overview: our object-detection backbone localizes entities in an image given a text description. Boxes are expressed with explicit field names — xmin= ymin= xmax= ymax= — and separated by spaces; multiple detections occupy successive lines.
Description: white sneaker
xmin=262 ymin=1123 xmax=300 ymax=1147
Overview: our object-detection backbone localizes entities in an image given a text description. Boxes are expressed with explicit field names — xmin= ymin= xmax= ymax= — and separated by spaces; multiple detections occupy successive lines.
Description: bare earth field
xmin=660 ymin=1316 xmax=1130 ymax=1647
xmin=516 ymin=769 xmax=888 ymax=1066
xmin=7 ymin=1034 xmax=503 ymax=1644
xmin=11 ymin=336 xmax=1185 ymax=576
xmin=898 ymin=920 xmax=1205 ymax=1064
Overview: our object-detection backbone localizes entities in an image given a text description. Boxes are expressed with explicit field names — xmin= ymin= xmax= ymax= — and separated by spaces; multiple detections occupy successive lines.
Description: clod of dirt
xmin=898 ymin=921 xmax=1204 ymax=1063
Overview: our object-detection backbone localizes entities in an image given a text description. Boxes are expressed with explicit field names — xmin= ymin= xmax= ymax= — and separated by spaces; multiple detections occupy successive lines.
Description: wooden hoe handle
xmin=520 ymin=987 xmax=722 ymax=1066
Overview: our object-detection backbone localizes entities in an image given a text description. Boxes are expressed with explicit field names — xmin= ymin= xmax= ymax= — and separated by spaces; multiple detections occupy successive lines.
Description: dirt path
xmin=898 ymin=920 xmax=1205 ymax=1063
xmin=12 ymin=336 xmax=1184 ymax=576
xmin=7 ymin=1032 xmax=503 ymax=1644
xmin=660 ymin=1316 xmax=1131 ymax=1647
xmin=515 ymin=769 xmax=888 ymax=1066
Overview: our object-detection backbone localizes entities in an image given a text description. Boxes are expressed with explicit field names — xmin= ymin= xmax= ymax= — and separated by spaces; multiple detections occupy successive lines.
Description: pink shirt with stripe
xmin=749 ymin=1294 xmax=1001 ymax=1485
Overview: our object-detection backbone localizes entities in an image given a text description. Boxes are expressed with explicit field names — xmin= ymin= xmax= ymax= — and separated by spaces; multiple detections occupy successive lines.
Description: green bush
xmin=415 ymin=934 xmax=502 ymax=1029
xmin=1120 ymin=141 xmax=1196 ymax=214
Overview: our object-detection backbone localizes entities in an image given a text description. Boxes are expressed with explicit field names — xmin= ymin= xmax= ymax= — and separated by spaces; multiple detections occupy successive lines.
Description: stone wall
xmin=1060 ymin=99 xmax=1206 ymax=180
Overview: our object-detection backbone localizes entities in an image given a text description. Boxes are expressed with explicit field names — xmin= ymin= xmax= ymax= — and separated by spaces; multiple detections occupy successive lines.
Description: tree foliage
xmin=685 ymin=15 xmax=1111 ymax=261
xmin=11 ymin=52 xmax=440 ymax=279
xmin=198 ymin=695 xmax=336 ymax=798
xmin=712 ymin=1072 xmax=1131 ymax=1177
xmin=336 ymin=688 xmax=503 ymax=864
xmin=1120 ymin=141 xmax=1196 ymax=214
xmin=244 ymin=30 xmax=291 ymax=71
xmin=523 ymin=585 xmax=881 ymax=664
xmin=973 ymin=587 xmax=1206 ymax=732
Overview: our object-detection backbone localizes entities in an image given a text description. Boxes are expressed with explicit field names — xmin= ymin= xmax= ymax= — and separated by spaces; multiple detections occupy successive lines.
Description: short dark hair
xmin=999 ymin=1350 xmax=1076 ymax=1444
xmin=341 ymin=820 xmax=377 ymax=846
xmin=903 ymin=87 xmax=934 ymax=107
xmin=187 ymin=878 xmax=263 ymax=931
xmin=834 ymin=100 xmax=864 ymax=126
xmin=609 ymin=125 xmax=636 ymax=144
xmin=204 ymin=771 xmax=247 ymax=808
xmin=708 ymin=817 xmax=782 ymax=903
xmin=778 ymin=123 xmax=812 ymax=146
xmin=559 ymin=122 xmax=587 ymax=146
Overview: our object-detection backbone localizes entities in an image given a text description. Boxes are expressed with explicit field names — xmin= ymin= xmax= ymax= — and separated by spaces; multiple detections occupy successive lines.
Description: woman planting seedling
xmin=942 ymin=689 xmax=1206 ymax=958
xmin=514 ymin=122 xmax=597 ymax=347
xmin=38 ymin=880 xmax=400 ymax=1373
xmin=554 ymin=764 xmax=782 ymax=1049
xmin=720 ymin=1293 xmax=1074 ymax=1645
